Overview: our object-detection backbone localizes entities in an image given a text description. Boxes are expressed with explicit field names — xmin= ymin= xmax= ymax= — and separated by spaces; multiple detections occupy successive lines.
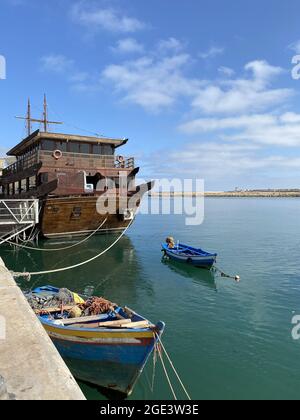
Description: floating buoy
xmin=214 ymin=266 xmax=241 ymax=283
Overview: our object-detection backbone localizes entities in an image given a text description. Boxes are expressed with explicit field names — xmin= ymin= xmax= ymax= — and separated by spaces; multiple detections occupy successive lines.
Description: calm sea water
xmin=2 ymin=198 xmax=300 ymax=400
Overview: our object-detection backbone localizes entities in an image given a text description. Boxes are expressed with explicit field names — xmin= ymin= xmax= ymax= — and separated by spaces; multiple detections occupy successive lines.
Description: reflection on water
xmin=161 ymin=258 xmax=217 ymax=291
xmin=3 ymin=198 xmax=300 ymax=400
xmin=3 ymin=235 xmax=151 ymax=308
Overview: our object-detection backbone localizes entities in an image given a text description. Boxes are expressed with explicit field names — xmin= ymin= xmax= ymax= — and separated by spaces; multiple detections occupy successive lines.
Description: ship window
xmin=42 ymin=140 xmax=56 ymax=151
xmin=38 ymin=173 xmax=48 ymax=185
xmin=71 ymin=207 xmax=82 ymax=219
xmin=69 ymin=142 xmax=80 ymax=154
xmin=57 ymin=141 xmax=67 ymax=152
xmin=29 ymin=176 xmax=36 ymax=190
xmin=80 ymin=143 xmax=90 ymax=154
xmin=14 ymin=182 xmax=19 ymax=194
xmin=102 ymin=145 xmax=114 ymax=156
xmin=21 ymin=179 xmax=27 ymax=193
xmin=93 ymin=144 xmax=102 ymax=155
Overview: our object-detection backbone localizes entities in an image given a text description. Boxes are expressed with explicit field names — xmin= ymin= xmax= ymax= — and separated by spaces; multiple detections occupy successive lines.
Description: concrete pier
xmin=0 ymin=258 xmax=86 ymax=400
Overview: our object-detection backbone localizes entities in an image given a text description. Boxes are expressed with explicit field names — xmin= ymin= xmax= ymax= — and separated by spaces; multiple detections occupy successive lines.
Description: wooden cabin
xmin=0 ymin=130 xmax=136 ymax=199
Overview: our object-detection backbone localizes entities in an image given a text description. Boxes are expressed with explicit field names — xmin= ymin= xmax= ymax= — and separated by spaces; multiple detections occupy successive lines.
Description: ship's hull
xmin=40 ymin=195 xmax=136 ymax=239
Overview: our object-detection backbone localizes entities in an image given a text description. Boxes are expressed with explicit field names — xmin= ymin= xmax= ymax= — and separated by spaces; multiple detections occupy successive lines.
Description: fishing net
xmin=80 ymin=297 xmax=117 ymax=316
xmin=25 ymin=288 xmax=77 ymax=311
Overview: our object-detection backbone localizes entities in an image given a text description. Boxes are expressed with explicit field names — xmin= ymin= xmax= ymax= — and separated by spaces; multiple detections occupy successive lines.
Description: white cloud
xmin=218 ymin=66 xmax=235 ymax=77
xmin=289 ymin=40 xmax=300 ymax=54
xmin=112 ymin=38 xmax=144 ymax=54
xmin=70 ymin=1 xmax=145 ymax=33
xmin=40 ymin=54 xmax=93 ymax=91
xmin=158 ymin=37 xmax=185 ymax=53
xmin=180 ymin=112 xmax=300 ymax=147
xmin=192 ymin=60 xmax=292 ymax=114
xmin=180 ymin=114 xmax=275 ymax=133
xmin=40 ymin=54 xmax=74 ymax=74
xmin=143 ymin=140 xmax=300 ymax=187
xmin=103 ymin=54 xmax=203 ymax=111
xmin=199 ymin=46 xmax=224 ymax=59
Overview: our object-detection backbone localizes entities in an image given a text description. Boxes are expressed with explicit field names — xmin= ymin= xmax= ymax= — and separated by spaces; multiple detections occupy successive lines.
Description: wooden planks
xmin=70 ymin=319 xmax=132 ymax=329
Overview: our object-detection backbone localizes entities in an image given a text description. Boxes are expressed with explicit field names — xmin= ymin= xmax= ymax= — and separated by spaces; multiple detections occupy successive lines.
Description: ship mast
xmin=16 ymin=95 xmax=63 ymax=136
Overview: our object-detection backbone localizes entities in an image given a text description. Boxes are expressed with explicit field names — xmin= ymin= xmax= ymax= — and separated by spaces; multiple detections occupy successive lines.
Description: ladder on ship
xmin=0 ymin=199 xmax=39 ymax=245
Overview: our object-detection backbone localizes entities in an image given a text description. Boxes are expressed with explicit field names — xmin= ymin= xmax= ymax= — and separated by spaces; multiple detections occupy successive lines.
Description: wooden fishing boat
xmin=162 ymin=243 xmax=217 ymax=269
xmin=27 ymin=286 xmax=165 ymax=397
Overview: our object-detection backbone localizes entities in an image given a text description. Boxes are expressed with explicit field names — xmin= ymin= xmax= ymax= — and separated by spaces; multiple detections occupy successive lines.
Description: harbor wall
xmin=150 ymin=191 xmax=300 ymax=198
xmin=0 ymin=257 xmax=86 ymax=400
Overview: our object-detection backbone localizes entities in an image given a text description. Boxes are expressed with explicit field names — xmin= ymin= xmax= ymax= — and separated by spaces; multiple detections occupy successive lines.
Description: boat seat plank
xmin=69 ymin=319 xmax=132 ymax=328
xmin=63 ymin=314 xmax=112 ymax=325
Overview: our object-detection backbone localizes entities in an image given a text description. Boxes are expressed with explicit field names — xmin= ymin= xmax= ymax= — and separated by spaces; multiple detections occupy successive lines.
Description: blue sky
xmin=1 ymin=0 xmax=300 ymax=190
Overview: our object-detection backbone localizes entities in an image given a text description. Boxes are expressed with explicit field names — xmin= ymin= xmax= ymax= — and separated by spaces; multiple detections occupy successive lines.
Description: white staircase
xmin=0 ymin=199 xmax=39 ymax=245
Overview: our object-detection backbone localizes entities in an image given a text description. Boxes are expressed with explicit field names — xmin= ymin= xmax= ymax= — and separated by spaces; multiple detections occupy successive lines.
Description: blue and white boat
xmin=27 ymin=286 xmax=165 ymax=397
xmin=162 ymin=243 xmax=217 ymax=269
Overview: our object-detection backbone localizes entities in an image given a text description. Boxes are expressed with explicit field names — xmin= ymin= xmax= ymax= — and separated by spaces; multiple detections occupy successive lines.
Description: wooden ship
xmin=0 ymin=97 xmax=153 ymax=239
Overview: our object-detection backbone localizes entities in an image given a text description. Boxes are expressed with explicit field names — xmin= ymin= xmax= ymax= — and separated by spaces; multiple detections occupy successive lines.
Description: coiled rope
xmin=6 ymin=217 xmax=108 ymax=252
xmin=12 ymin=217 xmax=134 ymax=280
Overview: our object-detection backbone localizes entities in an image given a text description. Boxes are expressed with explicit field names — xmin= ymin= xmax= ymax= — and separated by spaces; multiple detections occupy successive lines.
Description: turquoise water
xmin=2 ymin=198 xmax=300 ymax=400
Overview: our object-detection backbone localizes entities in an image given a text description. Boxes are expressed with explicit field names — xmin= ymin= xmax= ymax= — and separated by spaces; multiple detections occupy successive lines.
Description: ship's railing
xmin=1 ymin=151 xmax=135 ymax=177
xmin=0 ymin=199 xmax=39 ymax=225
xmin=39 ymin=151 xmax=135 ymax=170
xmin=2 ymin=154 xmax=38 ymax=177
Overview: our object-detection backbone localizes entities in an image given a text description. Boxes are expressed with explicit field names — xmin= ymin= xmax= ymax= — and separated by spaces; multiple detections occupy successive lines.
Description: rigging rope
xmin=6 ymin=218 xmax=108 ymax=252
xmin=12 ymin=217 xmax=134 ymax=280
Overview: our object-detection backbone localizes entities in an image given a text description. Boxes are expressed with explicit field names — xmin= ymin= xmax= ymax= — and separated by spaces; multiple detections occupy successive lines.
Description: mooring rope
xmin=6 ymin=218 xmax=108 ymax=252
xmin=151 ymin=343 xmax=158 ymax=393
xmin=213 ymin=265 xmax=240 ymax=282
xmin=12 ymin=217 xmax=134 ymax=280
xmin=157 ymin=344 xmax=178 ymax=401
xmin=156 ymin=333 xmax=192 ymax=400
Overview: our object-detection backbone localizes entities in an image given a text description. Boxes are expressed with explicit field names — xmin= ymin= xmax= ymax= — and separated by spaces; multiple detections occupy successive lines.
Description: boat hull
xmin=40 ymin=196 xmax=131 ymax=238
xmin=165 ymin=250 xmax=216 ymax=268
xmin=41 ymin=321 xmax=165 ymax=396
xmin=162 ymin=244 xmax=217 ymax=269
xmin=39 ymin=181 xmax=154 ymax=239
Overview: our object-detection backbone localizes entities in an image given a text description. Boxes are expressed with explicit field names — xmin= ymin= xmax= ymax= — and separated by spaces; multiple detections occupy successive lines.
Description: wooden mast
xmin=16 ymin=95 xmax=63 ymax=136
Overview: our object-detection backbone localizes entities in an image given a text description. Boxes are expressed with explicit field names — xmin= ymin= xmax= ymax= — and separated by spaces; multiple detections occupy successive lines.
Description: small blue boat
xmin=27 ymin=286 xmax=165 ymax=397
xmin=162 ymin=243 xmax=217 ymax=269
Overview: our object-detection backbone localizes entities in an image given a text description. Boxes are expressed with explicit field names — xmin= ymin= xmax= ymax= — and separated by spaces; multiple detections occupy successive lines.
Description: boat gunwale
xmin=39 ymin=314 xmax=163 ymax=338
xmin=162 ymin=243 xmax=217 ymax=258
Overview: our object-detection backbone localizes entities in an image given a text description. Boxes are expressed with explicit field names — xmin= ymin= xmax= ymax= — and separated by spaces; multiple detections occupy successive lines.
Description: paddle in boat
xmin=162 ymin=237 xmax=217 ymax=269
xmin=25 ymin=286 xmax=165 ymax=397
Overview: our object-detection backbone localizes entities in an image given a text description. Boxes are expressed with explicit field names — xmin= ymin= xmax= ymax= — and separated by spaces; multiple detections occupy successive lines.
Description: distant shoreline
xmin=149 ymin=190 xmax=300 ymax=198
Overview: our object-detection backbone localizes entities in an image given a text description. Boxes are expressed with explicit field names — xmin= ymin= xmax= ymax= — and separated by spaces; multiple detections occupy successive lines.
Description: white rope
xmin=6 ymin=218 xmax=108 ymax=252
xmin=151 ymin=342 xmax=158 ymax=392
xmin=157 ymin=344 xmax=178 ymax=401
xmin=12 ymin=217 xmax=134 ymax=279
xmin=156 ymin=333 xmax=192 ymax=400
